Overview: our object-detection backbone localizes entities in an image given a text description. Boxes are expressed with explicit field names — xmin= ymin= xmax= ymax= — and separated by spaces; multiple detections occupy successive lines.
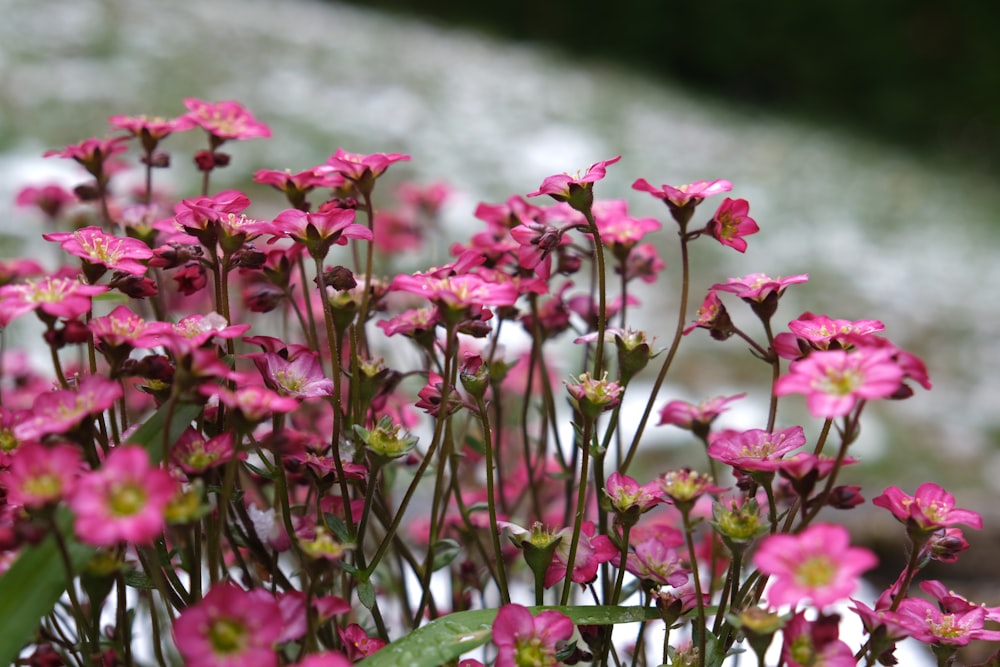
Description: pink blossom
xmin=89 ymin=305 xmax=174 ymax=350
xmin=204 ymin=384 xmax=301 ymax=424
xmin=0 ymin=276 xmax=108 ymax=327
xmin=546 ymin=521 xmax=617 ymax=587
xmin=658 ymin=393 xmax=746 ymax=431
xmin=183 ymin=98 xmax=271 ymax=141
xmin=14 ymin=375 xmax=123 ymax=441
xmin=711 ymin=272 xmax=809 ymax=303
xmin=592 ymin=198 xmax=661 ymax=252
xmin=682 ymin=291 xmax=733 ymax=338
xmin=69 ymin=445 xmax=177 ymax=546
xmin=707 ymin=425 xmax=806 ymax=472
xmin=754 ymin=523 xmax=877 ymax=608
xmin=615 ymin=537 xmax=689 ymax=588
xmin=338 ymin=624 xmax=387 ymax=661
xmin=248 ymin=350 xmax=333 ymax=399
xmin=109 ymin=114 xmax=195 ymax=149
xmin=492 ymin=603 xmax=574 ymax=667
xmin=3 ymin=442 xmax=83 ymax=508
xmin=173 ymin=583 xmax=283 ymax=667
xmin=774 ymin=347 xmax=905 ymax=418
xmin=389 ymin=272 xmax=519 ymax=312
xmin=708 ymin=197 xmax=759 ymax=252
xmin=774 ymin=312 xmax=885 ymax=359
xmin=781 ymin=612 xmax=856 ymax=667
xmin=604 ymin=471 xmax=662 ymax=515
xmin=872 ymin=482 xmax=982 ymax=532
xmin=621 ymin=242 xmax=666 ymax=283
xmin=171 ymin=428 xmax=236 ymax=475
xmin=893 ymin=597 xmax=1000 ymax=646
xmin=631 ymin=177 xmax=733 ymax=208
xmin=15 ymin=183 xmax=76 ymax=219
xmin=565 ymin=372 xmax=623 ymax=418
xmin=658 ymin=468 xmax=728 ymax=505
xmin=527 ymin=156 xmax=621 ymax=204
xmin=44 ymin=136 xmax=129 ymax=176
xmin=44 ymin=226 xmax=153 ymax=276
xmin=322 ymin=148 xmax=410 ymax=185
xmin=290 ymin=653 xmax=351 ymax=667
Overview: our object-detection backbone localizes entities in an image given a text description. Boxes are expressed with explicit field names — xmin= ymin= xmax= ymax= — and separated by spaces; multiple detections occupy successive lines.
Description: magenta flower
xmin=632 ymin=177 xmax=733 ymax=208
xmin=773 ymin=312 xmax=885 ymax=359
xmin=711 ymin=272 xmax=809 ymax=303
xmin=173 ymin=583 xmax=283 ymax=667
xmin=109 ymin=114 xmax=196 ymax=150
xmin=781 ymin=612 xmax=856 ymax=667
xmin=389 ymin=272 xmax=520 ymax=312
xmin=3 ymin=442 xmax=82 ymax=509
xmin=893 ymin=597 xmax=1000 ymax=646
xmin=658 ymin=393 xmax=746 ymax=431
xmin=682 ymin=291 xmax=734 ymax=338
xmin=337 ymin=624 xmax=387 ymax=661
xmin=593 ymin=199 xmax=662 ymax=254
xmin=872 ymin=482 xmax=982 ymax=532
xmin=492 ymin=603 xmax=574 ymax=667
xmin=44 ymin=136 xmax=129 ymax=177
xmin=44 ymin=226 xmax=154 ymax=276
xmin=774 ymin=347 xmax=905 ymax=418
xmin=527 ymin=156 xmax=621 ymax=205
xmin=14 ymin=375 xmax=123 ymax=441
xmin=615 ymin=537 xmax=690 ymax=588
xmin=658 ymin=468 xmax=728 ymax=506
xmin=248 ymin=351 xmax=333 ymax=399
xmin=182 ymin=98 xmax=271 ymax=141
xmin=565 ymin=372 xmax=623 ymax=418
xmin=707 ymin=425 xmax=807 ymax=472
xmin=708 ymin=197 xmax=759 ymax=252
xmin=69 ymin=445 xmax=177 ymax=546
xmin=290 ymin=653 xmax=351 ymax=667
xmin=754 ymin=523 xmax=877 ymax=608
xmin=267 ymin=207 xmax=372 ymax=258
xmin=604 ymin=471 xmax=662 ymax=515
xmin=89 ymin=305 xmax=173 ymax=351
xmin=15 ymin=183 xmax=76 ymax=219
xmin=323 ymin=148 xmax=411 ymax=185
xmin=204 ymin=384 xmax=301 ymax=424
xmin=0 ymin=276 xmax=108 ymax=327
xmin=171 ymin=428 xmax=236 ymax=475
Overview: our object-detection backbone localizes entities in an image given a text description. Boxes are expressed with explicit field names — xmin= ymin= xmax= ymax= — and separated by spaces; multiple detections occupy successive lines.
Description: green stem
xmin=559 ymin=416 xmax=594 ymax=606
xmin=475 ymin=393 xmax=511 ymax=603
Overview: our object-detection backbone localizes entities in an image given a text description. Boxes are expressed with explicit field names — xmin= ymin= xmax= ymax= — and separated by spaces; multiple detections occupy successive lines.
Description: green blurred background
xmin=342 ymin=0 xmax=1000 ymax=176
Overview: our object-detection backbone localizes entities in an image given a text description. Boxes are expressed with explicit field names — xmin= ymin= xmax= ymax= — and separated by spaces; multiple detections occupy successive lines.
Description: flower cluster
xmin=0 ymin=97 xmax=989 ymax=667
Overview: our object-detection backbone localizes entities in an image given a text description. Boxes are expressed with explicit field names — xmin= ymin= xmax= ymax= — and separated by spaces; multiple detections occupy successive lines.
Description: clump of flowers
xmin=0 ymin=97 xmax=988 ymax=667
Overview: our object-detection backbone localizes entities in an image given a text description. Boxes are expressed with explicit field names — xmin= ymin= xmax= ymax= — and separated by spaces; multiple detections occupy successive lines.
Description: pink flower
xmin=15 ymin=183 xmax=76 ymax=219
xmin=290 ymin=653 xmax=351 ymax=667
xmin=248 ymin=351 xmax=333 ymax=399
xmin=893 ymin=597 xmax=1000 ymax=646
xmin=707 ymin=425 xmax=807 ymax=472
xmin=173 ymin=583 xmax=283 ymax=667
xmin=109 ymin=114 xmax=196 ymax=150
xmin=773 ymin=312 xmax=885 ymax=360
xmin=527 ymin=156 xmax=621 ymax=207
xmin=3 ymin=442 xmax=82 ymax=508
xmin=0 ymin=276 xmax=108 ymax=327
xmin=338 ymin=624 xmax=387 ymax=661
xmin=565 ymin=372 xmax=623 ymax=418
xmin=14 ymin=375 xmax=123 ymax=441
xmin=754 ymin=523 xmax=877 ymax=608
xmin=171 ymin=428 xmax=236 ymax=475
xmin=44 ymin=136 xmax=129 ymax=177
xmin=69 ymin=445 xmax=177 ymax=546
xmin=267 ymin=207 xmax=372 ymax=258
xmin=871 ymin=483 xmax=982 ymax=532
xmin=615 ymin=537 xmax=689 ymax=588
xmin=183 ymin=98 xmax=271 ymax=141
xmin=322 ymin=148 xmax=411 ymax=186
xmin=682 ymin=291 xmax=734 ymax=338
xmin=389 ymin=272 xmax=520 ymax=312
xmin=658 ymin=393 xmax=746 ymax=431
xmin=631 ymin=177 xmax=733 ymax=208
xmin=44 ymin=226 xmax=153 ymax=276
xmin=781 ymin=612 xmax=856 ymax=667
xmin=711 ymin=272 xmax=809 ymax=303
xmin=492 ymin=604 xmax=574 ymax=667
xmin=658 ymin=468 xmax=728 ymax=505
xmin=773 ymin=347 xmax=905 ymax=418
xmin=708 ymin=197 xmax=759 ymax=252
xmin=604 ymin=471 xmax=662 ymax=515
xmin=593 ymin=199 xmax=661 ymax=254
xmin=89 ymin=305 xmax=174 ymax=350
xmin=204 ymin=385 xmax=301 ymax=424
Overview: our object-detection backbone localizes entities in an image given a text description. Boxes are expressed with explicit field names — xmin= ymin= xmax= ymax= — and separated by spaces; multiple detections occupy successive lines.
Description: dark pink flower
xmin=338 ymin=624 xmax=387 ymax=661
xmin=69 ymin=445 xmax=177 ymax=546
xmin=615 ymin=537 xmax=689 ymax=588
xmin=754 ymin=523 xmax=877 ymax=608
xmin=621 ymin=242 xmax=666 ymax=283
xmin=658 ymin=393 xmax=746 ymax=431
xmin=682 ymin=291 xmax=734 ymax=338
xmin=893 ymin=597 xmax=1000 ymax=646
xmin=44 ymin=136 xmax=129 ymax=177
xmin=604 ymin=471 xmax=661 ymax=515
xmin=14 ymin=375 xmax=123 ymax=441
xmin=173 ymin=583 xmax=283 ymax=667
xmin=89 ymin=305 xmax=173 ymax=350
xmin=708 ymin=197 xmax=759 ymax=252
xmin=3 ymin=442 xmax=83 ymax=508
xmin=322 ymin=148 xmax=410 ymax=185
xmin=183 ymin=98 xmax=271 ymax=141
xmin=248 ymin=351 xmax=333 ymax=399
xmin=109 ymin=114 xmax=196 ymax=151
xmin=290 ymin=652 xmax=351 ymax=667
xmin=781 ymin=612 xmax=856 ymax=667
xmin=492 ymin=603 xmax=573 ymax=667
xmin=872 ymin=483 xmax=982 ymax=532
xmin=593 ymin=199 xmax=661 ymax=255
xmin=171 ymin=428 xmax=237 ymax=475
xmin=389 ymin=272 xmax=519 ymax=312
xmin=774 ymin=347 xmax=905 ymax=418
xmin=774 ymin=312 xmax=885 ymax=360
xmin=565 ymin=372 xmax=623 ymax=418
xmin=44 ymin=226 xmax=153 ymax=276
xmin=711 ymin=272 xmax=809 ymax=303
xmin=204 ymin=385 xmax=301 ymax=424
xmin=632 ymin=177 xmax=733 ymax=208
xmin=527 ymin=156 xmax=621 ymax=207
xmin=267 ymin=208 xmax=372 ymax=258
xmin=15 ymin=183 xmax=76 ymax=219
xmin=707 ymin=425 xmax=806 ymax=472
xmin=0 ymin=276 xmax=108 ymax=327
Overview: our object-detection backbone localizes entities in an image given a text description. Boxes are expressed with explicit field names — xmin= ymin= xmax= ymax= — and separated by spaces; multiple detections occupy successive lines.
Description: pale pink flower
xmin=44 ymin=136 xmax=129 ymax=177
xmin=708 ymin=197 xmax=759 ymax=252
xmin=3 ymin=442 xmax=82 ymax=508
xmin=527 ymin=156 xmax=621 ymax=203
xmin=872 ymin=482 xmax=982 ymax=532
xmin=173 ymin=583 xmax=283 ymax=667
xmin=248 ymin=351 xmax=333 ymax=399
xmin=44 ymin=226 xmax=153 ymax=276
xmin=108 ymin=114 xmax=196 ymax=148
xmin=711 ymin=272 xmax=809 ymax=303
xmin=615 ymin=537 xmax=689 ymax=588
xmin=774 ymin=347 xmax=904 ymax=418
xmin=658 ymin=393 xmax=746 ymax=431
xmin=69 ymin=445 xmax=177 ymax=546
xmin=565 ymin=372 xmax=623 ymax=418
xmin=707 ymin=425 xmax=806 ymax=472
xmin=89 ymin=305 xmax=174 ymax=350
xmin=492 ymin=603 xmax=574 ymax=667
xmin=754 ymin=523 xmax=877 ymax=608
xmin=0 ymin=276 xmax=108 ymax=327
xmin=204 ymin=385 xmax=301 ymax=424
xmin=322 ymin=148 xmax=411 ymax=184
xmin=183 ymin=98 xmax=271 ymax=141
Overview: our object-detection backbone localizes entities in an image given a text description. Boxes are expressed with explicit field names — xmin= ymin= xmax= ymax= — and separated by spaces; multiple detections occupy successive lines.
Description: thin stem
xmin=475 ymin=393 xmax=511 ymax=603
xmin=559 ymin=416 xmax=594 ymax=606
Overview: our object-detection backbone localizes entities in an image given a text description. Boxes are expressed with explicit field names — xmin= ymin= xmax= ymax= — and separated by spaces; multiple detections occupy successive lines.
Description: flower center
xmin=816 ymin=367 xmax=861 ymax=396
xmin=926 ymin=612 xmax=968 ymax=640
xmin=207 ymin=617 xmax=247 ymax=655
xmin=23 ymin=473 xmax=62 ymax=500
xmin=515 ymin=636 xmax=554 ymax=667
xmin=794 ymin=555 xmax=835 ymax=588
xmin=108 ymin=482 xmax=147 ymax=517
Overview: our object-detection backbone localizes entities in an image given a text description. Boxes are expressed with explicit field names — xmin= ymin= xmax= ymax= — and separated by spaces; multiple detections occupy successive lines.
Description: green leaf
xmin=357 ymin=579 xmax=376 ymax=610
xmin=0 ymin=400 xmax=202 ymax=666
xmin=357 ymin=605 xmax=659 ymax=667
xmin=430 ymin=538 xmax=461 ymax=572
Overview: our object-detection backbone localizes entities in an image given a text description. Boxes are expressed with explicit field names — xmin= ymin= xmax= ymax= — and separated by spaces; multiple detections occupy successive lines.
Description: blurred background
xmin=2 ymin=0 xmax=999 ymax=642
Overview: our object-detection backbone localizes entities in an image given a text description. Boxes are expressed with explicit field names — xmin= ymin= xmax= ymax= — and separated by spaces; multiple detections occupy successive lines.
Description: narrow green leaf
xmin=357 ymin=579 xmax=376 ymax=610
xmin=357 ymin=605 xmax=659 ymax=667
xmin=430 ymin=538 xmax=461 ymax=572
xmin=0 ymin=400 xmax=202 ymax=666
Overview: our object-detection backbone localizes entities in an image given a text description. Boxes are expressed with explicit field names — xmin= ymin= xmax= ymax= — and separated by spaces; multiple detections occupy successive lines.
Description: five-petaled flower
xmin=528 ymin=156 xmax=621 ymax=212
xmin=0 ymin=276 xmax=108 ymax=327
xmin=708 ymin=197 xmax=759 ymax=252
xmin=183 ymin=98 xmax=272 ymax=141
xmin=872 ymin=482 xmax=983 ymax=534
xmin=492 ymin=603 xmax=574 ymax=667
xmin=754 ymin=523 xmax=877 ymax=608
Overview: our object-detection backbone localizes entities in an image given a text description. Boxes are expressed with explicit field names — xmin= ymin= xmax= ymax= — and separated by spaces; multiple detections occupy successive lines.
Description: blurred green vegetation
xmin=340 ymin=0 xmax=1000 ymax=174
